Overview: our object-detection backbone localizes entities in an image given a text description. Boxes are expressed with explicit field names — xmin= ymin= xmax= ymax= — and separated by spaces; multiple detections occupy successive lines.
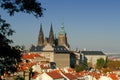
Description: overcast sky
xmin=1 ymin=0 xmax=120 ymax=53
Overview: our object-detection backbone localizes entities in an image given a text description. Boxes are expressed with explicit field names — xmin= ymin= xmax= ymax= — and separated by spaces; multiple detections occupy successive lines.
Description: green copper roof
xmin=59 ymin=23 xmax=66 ymax=34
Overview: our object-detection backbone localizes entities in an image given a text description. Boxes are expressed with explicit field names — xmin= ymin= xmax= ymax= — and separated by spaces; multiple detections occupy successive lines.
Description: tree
xmin=0 ymin=0 xmax=45 ymax=17
xmin=0 ymin=0 xmax=45 ymax=75
xmin=96 ymin=58 xmax=105 ymax=69
xmin=13 ymin=75 xmax=24 ymax=80
xmin=74 ymin=64 xmax=87 ymax=72
xmin=0 ymin=16 xmax=21 ymax=74
xmin=107 ymin=60 xmax=120 ymax=70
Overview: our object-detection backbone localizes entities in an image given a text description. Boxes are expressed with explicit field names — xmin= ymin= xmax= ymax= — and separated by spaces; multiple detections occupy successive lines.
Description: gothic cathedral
xmin=36 ymin=23 xmax=69 ymax=49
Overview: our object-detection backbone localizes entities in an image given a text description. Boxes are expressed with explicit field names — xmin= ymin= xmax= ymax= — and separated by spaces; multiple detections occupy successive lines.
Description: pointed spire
xmin=40 ymin=23 xmax=43 ymax=33
xmin=49 ymin=23 xmax=54 ymax=45
xmin=50 ymin=23 xmax=53 ymax=33
xmin=38 ymin=23 xmax=44 ymax=46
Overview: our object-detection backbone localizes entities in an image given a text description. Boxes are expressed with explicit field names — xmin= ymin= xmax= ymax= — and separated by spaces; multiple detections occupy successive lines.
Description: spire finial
xmin=40 ymin=23 xmax=43 ymax=32
xmin=50 ymin=23 xmax=53 ymax=32
xmin=61 ymin=22 xmax=64 ymax=28
xmin=59 ymin=23 xmax=66 ymax=34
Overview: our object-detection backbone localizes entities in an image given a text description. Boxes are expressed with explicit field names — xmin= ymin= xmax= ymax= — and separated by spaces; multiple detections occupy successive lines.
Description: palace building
xmin=28 ymin=23 xmax=106 ymax=69
xmin=29 ymin=23 xmax=70 ymax=68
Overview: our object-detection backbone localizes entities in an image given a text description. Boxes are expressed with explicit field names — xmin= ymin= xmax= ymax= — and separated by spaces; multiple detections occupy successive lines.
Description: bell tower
xmin=58 ymin=23 xmax=67 ymax=46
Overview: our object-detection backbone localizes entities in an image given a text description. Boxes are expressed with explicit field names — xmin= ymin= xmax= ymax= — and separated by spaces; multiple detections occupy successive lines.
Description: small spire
xmin=59 ymin=23 xmax=66 ymax=34
xmin=61 ymin=22 xmax=64 ymax=28
xmin=40 ymin=23 xmax=43 ymax=32
xmin=50 ymin=23 xmax=53 ymax=33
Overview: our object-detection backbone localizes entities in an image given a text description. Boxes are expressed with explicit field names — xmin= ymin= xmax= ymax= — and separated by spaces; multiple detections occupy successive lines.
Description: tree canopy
xmin=96 ymin=58 xmax=105 ymax=69
xmin=0 ymin=0 xmax=45 ymax=17
xmin=0 ymin=0 xmax=44 ymax=75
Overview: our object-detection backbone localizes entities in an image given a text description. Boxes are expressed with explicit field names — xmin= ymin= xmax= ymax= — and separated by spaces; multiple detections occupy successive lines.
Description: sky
xmin=0 ymin=0 xmax=120 ymax=53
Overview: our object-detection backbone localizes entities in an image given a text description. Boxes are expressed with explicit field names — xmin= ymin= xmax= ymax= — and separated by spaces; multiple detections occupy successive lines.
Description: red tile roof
xmin=46 ymin=70 xmax=64 ymax=79
xmin=67 ymin=68 xmax=75 ymax=73
xmin=18 ymin=62 xmax=37 ymax=71
xmin=22 ymin=53 xmax=41 ymax=59
xmin=63 ymin=73 xmax=77 ymax=80
xmin=40 ymin=64 xmax=50 ymax=69
xmin=108 ymin=73 xmax=118 ymax=80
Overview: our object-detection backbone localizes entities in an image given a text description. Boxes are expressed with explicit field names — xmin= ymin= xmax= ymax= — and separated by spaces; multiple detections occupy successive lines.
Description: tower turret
xmin=38 ymin=24 xmax=44 ymax=46
xmin=58 ymin=23 xmax=68 ymax=46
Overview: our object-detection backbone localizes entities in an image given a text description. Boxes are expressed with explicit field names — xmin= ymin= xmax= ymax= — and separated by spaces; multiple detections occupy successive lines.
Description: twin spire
xmin=38 ymin=23 xmax=68 ymax=47
xmin=38 ymin=23 xmax=54 ymax=46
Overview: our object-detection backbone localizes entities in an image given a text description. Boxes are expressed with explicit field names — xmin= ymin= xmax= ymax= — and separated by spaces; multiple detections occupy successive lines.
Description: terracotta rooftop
xmin=18 ymin=62 xmax=37 ymax=71
xmin=46 ymin=70 xmax=64 ymax=79
xmin=108 ymin=72 xmax=118 ymax=80
xmin=40 ymin=64 xmax=50 ymax=69
xmin=63 ymin=73 xmax=77 ymax=80
xmin=22 ymin=53 xmax=41 ymax=59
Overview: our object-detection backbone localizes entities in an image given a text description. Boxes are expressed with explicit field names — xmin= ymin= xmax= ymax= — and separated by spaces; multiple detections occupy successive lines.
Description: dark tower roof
xmin=38 ymin=23 xmax=44 ymax=46
xmin=49 ymin=23 xmax=54 ymax=45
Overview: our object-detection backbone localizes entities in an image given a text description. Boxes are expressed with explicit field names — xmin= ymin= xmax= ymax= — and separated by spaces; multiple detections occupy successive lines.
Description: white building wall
xmin=85 ymin=55 xmax=106 ymax=67
xmin=41 ymin=72 xmax=53 ymax=80
xmin=41 ymin=52 xmax=54 ymax=62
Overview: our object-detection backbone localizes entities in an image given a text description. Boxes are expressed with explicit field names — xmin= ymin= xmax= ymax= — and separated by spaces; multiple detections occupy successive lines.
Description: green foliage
xmin=0 ymin=17 xmax=21 ymax=73
xmin=107 ymin=60 xmax=120 ymax=70
xmin=13 ymin=75 xmax=24 ymax=80
xmin=0 ymin=16 xmax=14 ymax=44
xmin=74 ymin=64 xmax=87 ymax=72
xmin=0 ymin=0 xmax=45 ymax=17
xmin=96 ymin=58 xmax=105 ymax=69
xmin=0 ymin=0 xmax=44 ymax=76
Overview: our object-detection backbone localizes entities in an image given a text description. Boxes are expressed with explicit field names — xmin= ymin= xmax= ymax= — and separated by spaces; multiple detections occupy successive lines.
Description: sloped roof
xmin=29 ymin=45 xmax=44 ymax=52
xmin=18 ymin=62 xmax=37 ymax=71
xmin=29 ymin=44 xmax=70 ymax=53
xmin=108 ymin=72 xmax=118 ymax=80
xmin=63 ymin=73 xmax=77 ymax=80
xmin=46 ymin=70 xmax=64 ymax=79
xmin=22 ymin=53 xmax=41 ymax=59
xmin=81 ymin=51 xmax=105 ymax=55
xmin=54 ymin=46 xmax=70 ymax=53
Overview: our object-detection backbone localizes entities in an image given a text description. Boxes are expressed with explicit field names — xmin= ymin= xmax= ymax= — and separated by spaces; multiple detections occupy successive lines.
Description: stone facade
xmin=54 ymin=54 xmax=70 ymax=68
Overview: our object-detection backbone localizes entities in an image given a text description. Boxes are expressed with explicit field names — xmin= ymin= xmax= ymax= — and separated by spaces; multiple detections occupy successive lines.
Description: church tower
xmin=38 ymin=24 xmax=44 ymax=46
xmin=58 ymin=23 xmax=68 ymax=46
xmin=49 ymin=23 xmax=54 ymax=45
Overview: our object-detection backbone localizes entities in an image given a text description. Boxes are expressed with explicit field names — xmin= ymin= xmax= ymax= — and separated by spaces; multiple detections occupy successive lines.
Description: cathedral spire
xmin=38 ymin=23 xmax=44 ymax=46
xmin=49 ymin=23 xmax=54 ymax=45
xmin=50 ymin=23 xmax=53 ymax=33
